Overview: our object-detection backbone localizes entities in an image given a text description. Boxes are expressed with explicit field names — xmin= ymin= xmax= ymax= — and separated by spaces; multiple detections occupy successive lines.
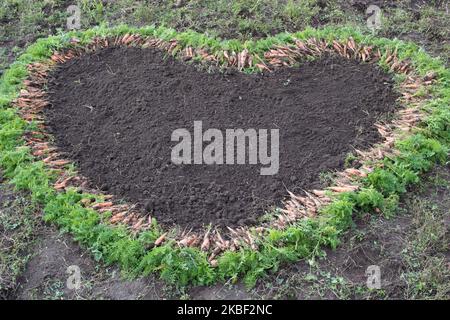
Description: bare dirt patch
xmin=251 ymin=165 xmax=450 ymax=300
xmin=45 ymin=47 xmax=398 ymax=230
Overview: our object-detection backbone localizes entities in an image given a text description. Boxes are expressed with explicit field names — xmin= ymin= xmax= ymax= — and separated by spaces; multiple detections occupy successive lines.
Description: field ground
xmin=2 ymin=164 xmax=448 ymax=300
xmin=0 ymin=0 xmax=449 ymax=299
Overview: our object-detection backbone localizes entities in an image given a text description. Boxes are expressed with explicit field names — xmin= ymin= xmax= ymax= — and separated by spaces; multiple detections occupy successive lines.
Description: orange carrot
xmin=200 ymin=230 xmax=210 ymax=251
xmin=155 ymin=233 xmax=168 ymax=246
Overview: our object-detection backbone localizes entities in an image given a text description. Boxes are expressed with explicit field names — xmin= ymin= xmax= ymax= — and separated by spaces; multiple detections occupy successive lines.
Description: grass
xmin=0 ymin=22 xmax=449 ymax=289
xmin=381 ymin=4 xmax=450 ymax=41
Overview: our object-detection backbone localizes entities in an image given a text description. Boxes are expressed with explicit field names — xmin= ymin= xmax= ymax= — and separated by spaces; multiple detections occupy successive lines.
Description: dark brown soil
xmin=45 ymin=47 xmax=398 ymax=230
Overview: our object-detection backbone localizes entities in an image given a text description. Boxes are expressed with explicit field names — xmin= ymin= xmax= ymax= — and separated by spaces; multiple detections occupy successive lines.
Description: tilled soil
xmin=45 ymin=47 xmax=398 ymax=230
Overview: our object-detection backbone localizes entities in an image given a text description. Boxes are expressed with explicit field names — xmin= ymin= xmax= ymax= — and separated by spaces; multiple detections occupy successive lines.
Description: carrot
xmin=54 ymin=176 xmax=72 ymax=190
xmin=92 ymin=201 xmax=113 ymax=210
xmin=303 ymin=190 xmax=322 ymax=208
xmin=306 ymin=207 xmax=317 ymax=217
xmin=47 ymin=159 xmax=70 ymax=166
xmin=312 ymin=189 xmax=326 ymax=197
xmin=253 ymin=227 xmax=265 ymax=234
xmin=33 ymin=147 xmax=56 ymax=157
xmin=246 ymin=232 xmax=257 ymax=250
xmin=51 ymin=55 xmax=61 ymax=62
xmin=226 ymin=227 xmax=238 ymax=236
xmin=178 ymin=236 xmax=190 ymax=247
xmin=132 ymin=217 xmax=145 ymax=231
xmin=354 ymin=149 xmax=366 ymax=157
xmin=210 ymin=260 xmax=218 ymax=268
xmin=110 ymin=211 xmax=128 ymax=224
xmin=208 ymin=247 xmax=222 ymax=262
xmin=154 ymin=233 xmax=168 ymax=246
xmin=179 ymin=235 xmax=197 ymax=247
xmin=344 ymin=168 xmax=367 ymax=177
xmin=385 ymin=54 xmax=394 ymax=64
xmin=348 ymin=37 xmax=356 ymax=51
xmin=328 ymin=186 xmax=358 ymax=193
xmin=256 ymin=63 xmax=271 ymax=72
xmin=216 ymin=230 xmax=226 ymax=248
xmin=98 ymin=204 xmax=126 ymax=213
xmin=122 ymin=213 xmax=135 ymax=224
xmin=188 ymin=236 xmax=199 ymax=247
xmin=30 ymin=142 xmax=49 ymax=149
